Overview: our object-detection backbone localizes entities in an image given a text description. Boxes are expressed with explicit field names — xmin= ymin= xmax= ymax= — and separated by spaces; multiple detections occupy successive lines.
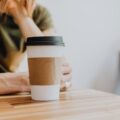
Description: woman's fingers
xmin=60 ymin=59 xmax=72 ymax=91
xmin=0 ymin=0 xmax=7 ymax=13
xmin=19 ymin=84 xmax=30 ymax=92
xmin=60 ymin=73 xmax=72 ymax=91
xmin=25 ymin=0 xmax=36 ymax=17
xmin=32 ymin=0 xmax=36 ymax=10
xmin=20 ymin=0 xmax=26 ymax=6
xmin=0 ymin=86 xmax=21 ymax=95
xmin=62 ymin=58 xmax=72 ymax=73
xmin=0 ymin=85 xmax=30 ymax=95
xmin=62 ymin=65 xmax=72 ymax=75
xmin=61 ymin=65 xmax=72 ymax=91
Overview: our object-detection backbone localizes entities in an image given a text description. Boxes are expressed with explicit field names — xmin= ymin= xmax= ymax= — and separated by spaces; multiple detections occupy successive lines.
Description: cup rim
xmin=26 ymin=36 xmax=64 ymax=46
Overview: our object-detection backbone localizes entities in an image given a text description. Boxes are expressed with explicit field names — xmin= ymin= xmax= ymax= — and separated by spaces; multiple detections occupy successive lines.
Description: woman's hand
xmin=61 ymin=59 xmax=72 ymax=91
xmin=0 ymin=73 xmax=30 ymax=95
xmin=0 ymin=0 xmax=43 ymax=38
xmin=0 ymin=0 xmax=36 ymax=23
xmin=23 ymin=0 xmax=36 ymax=18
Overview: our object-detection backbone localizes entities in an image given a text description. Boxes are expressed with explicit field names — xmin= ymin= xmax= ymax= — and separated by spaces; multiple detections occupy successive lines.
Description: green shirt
xmin=0 ymin=5 xmax=53 ymax=73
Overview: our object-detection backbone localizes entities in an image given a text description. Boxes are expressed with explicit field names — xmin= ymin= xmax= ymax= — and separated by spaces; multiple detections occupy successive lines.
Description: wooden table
xmin=0 ymin=89 xmax=120 ymax=120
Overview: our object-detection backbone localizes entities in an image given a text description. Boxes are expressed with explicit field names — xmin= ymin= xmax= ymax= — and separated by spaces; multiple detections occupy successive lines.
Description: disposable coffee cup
xmin=26 ymin=36 xmax=64 ymax=101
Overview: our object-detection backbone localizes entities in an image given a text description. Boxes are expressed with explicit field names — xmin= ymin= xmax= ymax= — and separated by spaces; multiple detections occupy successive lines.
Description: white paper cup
xmin=26 ymin=36 xmax=64 ymax=101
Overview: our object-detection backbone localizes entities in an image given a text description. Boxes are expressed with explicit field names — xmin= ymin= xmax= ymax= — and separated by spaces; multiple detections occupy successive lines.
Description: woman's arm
xmin=16 ymin=17 xmax=43 ymax=39
xmin=0 ymin=0 xmax=72 ymax=93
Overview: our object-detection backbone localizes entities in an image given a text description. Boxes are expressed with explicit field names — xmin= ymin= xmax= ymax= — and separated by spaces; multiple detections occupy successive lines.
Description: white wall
xmin=18 ymin=0 xmax=120 ymax=94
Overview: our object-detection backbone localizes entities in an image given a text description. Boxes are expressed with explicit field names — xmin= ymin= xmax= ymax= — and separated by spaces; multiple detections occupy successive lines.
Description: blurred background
xmin=18 ymin=0 xmax=120 ymax=94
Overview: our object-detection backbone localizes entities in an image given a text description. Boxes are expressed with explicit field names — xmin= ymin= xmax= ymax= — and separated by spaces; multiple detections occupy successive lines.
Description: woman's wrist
xmin=16 ymin=16 xmax=43 ymax=39
xmin=13 ymin=12 xmax=30 ymax=25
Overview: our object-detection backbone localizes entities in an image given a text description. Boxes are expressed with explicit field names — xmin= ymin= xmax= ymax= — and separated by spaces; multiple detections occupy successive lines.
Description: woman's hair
xmin=0 ymin=0 xmax=36 ymax=16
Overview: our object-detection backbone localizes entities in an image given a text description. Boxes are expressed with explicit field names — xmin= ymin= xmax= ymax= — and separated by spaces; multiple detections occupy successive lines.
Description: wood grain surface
xmin=0 ymin=89 xmax=120 ymax=120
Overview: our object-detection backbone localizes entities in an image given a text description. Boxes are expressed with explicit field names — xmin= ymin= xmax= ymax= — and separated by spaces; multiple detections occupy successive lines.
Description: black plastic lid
xmin=26 ymin=36 xmax=64 ymax=46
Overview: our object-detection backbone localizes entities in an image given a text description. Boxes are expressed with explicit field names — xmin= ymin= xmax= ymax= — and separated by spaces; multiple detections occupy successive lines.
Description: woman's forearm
xmin=17 ymin=17 xmax=43 ymax=39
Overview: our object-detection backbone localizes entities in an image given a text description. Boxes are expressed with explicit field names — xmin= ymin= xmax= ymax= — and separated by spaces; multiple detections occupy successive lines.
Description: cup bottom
xmin=31 ymin=85 xmax=60 ymax=101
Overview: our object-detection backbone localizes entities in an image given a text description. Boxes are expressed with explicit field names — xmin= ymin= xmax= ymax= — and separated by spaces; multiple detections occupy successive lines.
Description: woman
xmin=0 ymin=0 xmax=72 ymax=94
